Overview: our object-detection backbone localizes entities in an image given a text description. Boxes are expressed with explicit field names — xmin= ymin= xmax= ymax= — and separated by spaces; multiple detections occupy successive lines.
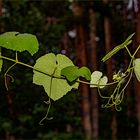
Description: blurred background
xmin=0 ymin=0 xmax=140 ymax=139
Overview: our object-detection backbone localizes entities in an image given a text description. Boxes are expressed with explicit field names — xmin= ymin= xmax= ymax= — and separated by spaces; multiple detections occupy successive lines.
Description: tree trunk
xmin=135 ymin=0 xmax=140 ymax=139
xmin=0 ymin=0 xmax=2 ymax=16
xmin=61 ymin=32 xmax=70 ymax=56
xmin=75 ymin=24 xmax=92 ymax=139
xmin=88 ymin=8 xmax=98 ymax=140
xmin=103 ymin=0 xmax=117 ymax=140
xmin=104 ymin=16 xmax=117 ymax=140
xmin=122 ymin=4 xmax=133 ymax=139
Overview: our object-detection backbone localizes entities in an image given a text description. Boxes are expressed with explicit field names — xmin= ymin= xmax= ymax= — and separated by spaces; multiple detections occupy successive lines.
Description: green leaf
xmin=90 ymin=71 xmax=108 ymax=89
xmin=61 ymin=66 xmax=91 ymax=82
xmin=61 ymin=66 xmax=79 ymax=82
xmin=0 ymin=47 xmax=2 ymax=72
xmin=102 ymin=33 xmax=135 ymax=62
xmin=0 ymin=32 xmax=39 ymax=55
xmin=76 ymin=66 xmax=91 ymax=81
xmin=33 ymin=53 xmax=79 ymax=101
xmin=133 ymin=58 xmax=140 ymax=81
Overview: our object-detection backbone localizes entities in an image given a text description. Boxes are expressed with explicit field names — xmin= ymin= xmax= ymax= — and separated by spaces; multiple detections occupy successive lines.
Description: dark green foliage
xmin=0 ymin=0 xmax=83 ymax=139
xmin=0 ymin=0 xmax=139 ymax=140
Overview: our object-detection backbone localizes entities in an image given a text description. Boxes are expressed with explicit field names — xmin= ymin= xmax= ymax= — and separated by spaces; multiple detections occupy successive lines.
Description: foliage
xmin=90 ymin=71 xmax=108 ymax=89
xmin=102 ymin=33 xmax=134 ymax=62
xmin=37 ymin=131 xmax=85 ymax=140
xmin=0 ymin=1 xmax=139 ymax=139
xmin=0 ymin=32 xmax=39 ymax=55
xmin=33 ymin=53 xmax=79 ymax=101
xmin=0 ymin=1 xmax=79 ymax=139
xmin=0 ymin=31 xmax=140 ymax=121
xmin=133 ymin=58 xmax=140 ymax=81
xmin=61 ymin=66 xmax=91 ymax=82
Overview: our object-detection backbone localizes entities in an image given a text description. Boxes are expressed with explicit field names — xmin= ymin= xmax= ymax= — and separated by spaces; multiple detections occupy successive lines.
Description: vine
xmin=0 ymin=32 xmax=140 ymax=124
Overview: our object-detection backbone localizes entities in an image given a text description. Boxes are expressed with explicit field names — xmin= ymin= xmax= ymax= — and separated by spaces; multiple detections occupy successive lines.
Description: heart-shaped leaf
xmin=33 ymin=53 xmax=79 ymax=101
xmin=76 ymin=66 xmax=91 ymax=81
xmin=90 ymin=71 xmax=108 ymax=88
xmin=61 ymin=66 xmax=91 ymax=82
xmin=61 ymin=66 xmax=79 ymax=82
xmin=0 ymin=32 xmax=39 ymax=55
xmin=133 ymin=58 xmax=140 ymax=81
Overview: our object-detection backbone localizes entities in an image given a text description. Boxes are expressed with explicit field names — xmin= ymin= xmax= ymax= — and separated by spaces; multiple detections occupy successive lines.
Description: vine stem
xmin=0 ymin=55 xmax=118 ymax=87
xmin=4 ymin=63 xmax=17 ymax=90
xmin=125 ymin=46 xmax=133 ymax=58
xmin=39 ymin=100 xmax=53 ymax=125
xmin=132 ymin=45 xmax=140 ymax=57
xmin=0 ymin=55 xmax=58 ymax=78
xmin=78 ymin=79 xmax=118 ymax=86
xmin=39 ymin=67 xmax=57 ymax=125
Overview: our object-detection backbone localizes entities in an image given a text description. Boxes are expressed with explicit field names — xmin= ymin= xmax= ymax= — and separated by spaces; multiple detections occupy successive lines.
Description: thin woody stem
xmin=0 ymin=55 xmax=118 ymax=87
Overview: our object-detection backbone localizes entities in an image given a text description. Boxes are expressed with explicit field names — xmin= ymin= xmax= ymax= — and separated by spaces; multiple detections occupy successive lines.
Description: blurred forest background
xmin=0 ymin=0 xmax=140 ymax=140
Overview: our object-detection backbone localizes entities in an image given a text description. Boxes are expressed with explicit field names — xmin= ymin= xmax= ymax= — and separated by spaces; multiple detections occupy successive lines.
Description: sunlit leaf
xmin=61 ymin=66 xmax=79 ymax=82
xmin=76 ymin=66 xmax=91 ymax=81
xmin=90 ymin=71 xmax=108 ymax=88
xmin=61 ymin=66 xmax=91 ymax=82
xmin=33 ymin=53 xmax=79 ymax=101
xmin=133 ymin=58 xmax=140 ymax=81
xmin=102 ymin=33 xmax=135 ymax=62
xmin=0 ymin=32 xmax=39 ymax=55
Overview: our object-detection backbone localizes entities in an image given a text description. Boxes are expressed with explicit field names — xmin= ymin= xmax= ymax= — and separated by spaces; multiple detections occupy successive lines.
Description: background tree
xmin=135 ymin=0 xmax=140 ymax=139
xmin=88 ymin=3 xmax=98 ymax=140
xmin=0 ymin=0 xmax=140 ymax=140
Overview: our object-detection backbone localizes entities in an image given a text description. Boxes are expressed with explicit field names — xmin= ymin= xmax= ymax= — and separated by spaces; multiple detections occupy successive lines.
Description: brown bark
xmin=0 ymin=0 xmax=2 ymax=16
xmin=110 ymin=113 xmax=117 ymax=140
xmin=72 ymin=3 xmax=92 ymax=138
xmin=103 ymin=0 xmax=117 ymax=140
xmin=135 ymin=0 xmax=140 ymax=139
xmin=104 ymin=18 xmax=117 ymax=140
xmin=104 ymin=17 xmax=117 ymax=140
xmin=75 ymin=24 xmax=92 ymax=139
xmin=135 ymin=1 xmax=140 ymax=55
xmin=88 ymin=8 xmax=99 ymax=140
xmin=103 ymin=1 xmax=113 ymax=82
xmin=5 ymin=131 xmax=16 ymax=140
xmin=61 ymin=32 xmax=69 ymax=55
xmin=122 ymin=5 xmax=133 ymax=139
xmin=71 ymin=2 xmax=83 ymax=17
xmin=104 ymin=17 xmax=113 ymax=81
